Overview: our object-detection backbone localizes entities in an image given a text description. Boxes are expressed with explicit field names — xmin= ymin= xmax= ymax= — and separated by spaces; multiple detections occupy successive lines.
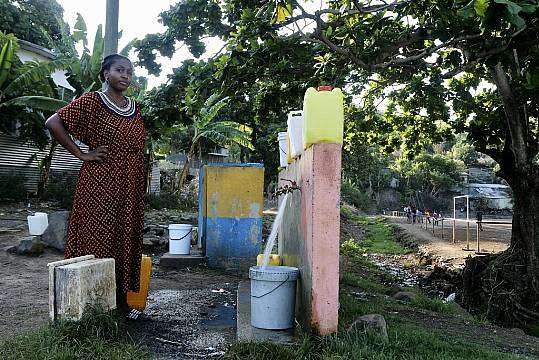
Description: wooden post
xmin=452 ymin=219 xmax=456 ymax=243
xmin=476 ymin=222 xmax=481 ymax=252
xmin=466 ymin=220 xmax=470 ymax=250
xmin=441 ymin=219 xmax=444 ymax=239
xmin=104 ymin=0 xmax=119 ymax=56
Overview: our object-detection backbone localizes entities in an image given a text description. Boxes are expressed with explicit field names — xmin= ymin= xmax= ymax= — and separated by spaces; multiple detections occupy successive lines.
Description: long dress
xmin=57 ymin=91 xmax=145 ymax=293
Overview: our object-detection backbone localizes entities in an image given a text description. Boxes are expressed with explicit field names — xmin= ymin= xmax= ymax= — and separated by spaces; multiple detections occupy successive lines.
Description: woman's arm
xmin=45 ymin=113 xmax=108 ymax=163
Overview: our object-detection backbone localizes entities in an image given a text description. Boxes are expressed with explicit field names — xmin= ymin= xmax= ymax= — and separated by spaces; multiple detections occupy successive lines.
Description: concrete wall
xmin=278 ymin=143 xmax=341 ymax=335
xmin=200 ymin=163 xmax=264 ymax=271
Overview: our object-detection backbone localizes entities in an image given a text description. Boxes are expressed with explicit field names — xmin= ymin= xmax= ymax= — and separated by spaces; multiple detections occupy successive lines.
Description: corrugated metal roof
xmin=0 ymin=133 xmax=86 ymax=193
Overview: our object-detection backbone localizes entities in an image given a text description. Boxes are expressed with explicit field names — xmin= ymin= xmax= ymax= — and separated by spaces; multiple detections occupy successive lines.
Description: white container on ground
xmin=168 ymin=224 xmax=193 ymax=255
xmin=27 ymin=212 xmax=48 ymax=235
xmin=249 ymin=265 xmax=299 ymax=329
xmin=287 ymin=110 xmax=303 ymax=158
xmin=277 ymin=132 xmax=288 ymax=168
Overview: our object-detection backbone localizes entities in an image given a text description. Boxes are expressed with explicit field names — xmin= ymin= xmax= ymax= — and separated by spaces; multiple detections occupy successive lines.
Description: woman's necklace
xmin=104 ymin=90 xmax=127 ymax=108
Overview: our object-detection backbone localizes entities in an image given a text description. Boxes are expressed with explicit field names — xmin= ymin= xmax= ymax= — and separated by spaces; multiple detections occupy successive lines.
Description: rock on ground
xmin=347 ymin=314 xmax=388 ymax=341
xmin=41 ymin=211 xmax=70 ymax=252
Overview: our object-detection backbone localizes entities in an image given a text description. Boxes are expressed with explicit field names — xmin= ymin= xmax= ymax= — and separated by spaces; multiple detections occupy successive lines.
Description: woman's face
xmin=104 ymin=58 xmax=133 ymax=92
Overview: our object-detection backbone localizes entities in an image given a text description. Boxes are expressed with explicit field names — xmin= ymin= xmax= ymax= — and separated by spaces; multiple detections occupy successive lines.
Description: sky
xmin=56 ymin=0 xmax=224 ymax=89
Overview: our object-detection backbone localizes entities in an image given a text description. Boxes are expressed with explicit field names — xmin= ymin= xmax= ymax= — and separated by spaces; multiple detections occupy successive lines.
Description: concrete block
xmin=160 ymin=251 xmax=206 ymax=269
xmin=278 ymin=143 xmax=341 ymax=335
xmin=236 ymin=281 xmax=299 ymax=344
xmin=48 ymin=256 xmax=116 ymax=321
xmin=199 ymin=164 xmax=264 ymax=271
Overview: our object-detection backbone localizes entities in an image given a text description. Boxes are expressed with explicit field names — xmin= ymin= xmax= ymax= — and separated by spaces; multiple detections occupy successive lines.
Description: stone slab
xmin=160 ymin=251 xmax=206 ymax=269
xmin=52 ymin=257 xmax=116 ymax=321
xmin=236 ymin=281 xmax=299 ymax=344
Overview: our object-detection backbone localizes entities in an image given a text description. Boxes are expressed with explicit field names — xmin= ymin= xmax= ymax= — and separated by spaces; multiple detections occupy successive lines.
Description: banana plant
xmin=0 ymin=33 xmax=15 ymax=88
xmin=177 ymin=94 xmax=254 ymax=189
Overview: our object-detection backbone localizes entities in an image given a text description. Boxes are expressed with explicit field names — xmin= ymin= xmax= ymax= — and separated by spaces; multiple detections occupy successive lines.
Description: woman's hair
xmin=99 ymin=54 xmax=132 ymax=82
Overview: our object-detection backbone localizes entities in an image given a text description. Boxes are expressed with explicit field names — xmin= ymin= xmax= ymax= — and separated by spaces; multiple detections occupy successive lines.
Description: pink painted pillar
xmin=278 ymin=142 xmax=341 ymax=335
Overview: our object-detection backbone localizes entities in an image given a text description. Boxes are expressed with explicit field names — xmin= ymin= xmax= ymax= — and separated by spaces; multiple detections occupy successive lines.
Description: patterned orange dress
xmin=57 ymin=91 xmax=145 ymax=293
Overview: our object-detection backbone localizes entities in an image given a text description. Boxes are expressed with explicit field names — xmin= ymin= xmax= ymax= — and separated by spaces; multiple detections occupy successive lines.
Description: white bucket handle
xmin=170 ymin=227 xmax=193 ymax=241
xmin=251 ymin=273 xmax=290 ymax=299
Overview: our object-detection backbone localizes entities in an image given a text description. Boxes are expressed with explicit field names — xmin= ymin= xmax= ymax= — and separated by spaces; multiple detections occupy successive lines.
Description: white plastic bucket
xmin=287 ymin=110 xmax=303 ymax=158
xmin=168 ymin=224 xmax=193 ymax=255
xmin=277 ymin=132 xmax=288 ymax=168
xmin=249 ymin=265 xmax=299 ymax=329
xmin=27 ymin=212 xmax=48 ymax=235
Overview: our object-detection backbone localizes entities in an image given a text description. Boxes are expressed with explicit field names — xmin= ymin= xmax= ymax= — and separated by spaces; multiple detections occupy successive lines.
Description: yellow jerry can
xmin=127 ymin=255 xmax=152 ymax=312
xmin=256 ymin=254 xmax=281 ymax=266
xmin=302 ymin=86 xmax=344 ymax=149
xmin=287 ymin=133 xmax=293 ymax=164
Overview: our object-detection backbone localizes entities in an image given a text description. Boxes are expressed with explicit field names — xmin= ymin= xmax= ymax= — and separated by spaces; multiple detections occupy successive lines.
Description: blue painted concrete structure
xmin=199 ymin=163 xmax=264 ymax=271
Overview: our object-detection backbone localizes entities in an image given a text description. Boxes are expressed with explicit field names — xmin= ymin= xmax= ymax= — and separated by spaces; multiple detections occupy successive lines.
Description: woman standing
xmin=45 ymin=54 xmax=145 ymax=311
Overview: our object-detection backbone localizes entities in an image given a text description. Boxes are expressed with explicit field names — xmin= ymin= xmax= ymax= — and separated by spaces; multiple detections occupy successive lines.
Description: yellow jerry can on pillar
xmin=302 ymin=86 xmax=344 ymax=149
xmin=127 ymin=255 xmax=152 ymax=312
xmin=256 ymin=254 xmax=281 ymax=266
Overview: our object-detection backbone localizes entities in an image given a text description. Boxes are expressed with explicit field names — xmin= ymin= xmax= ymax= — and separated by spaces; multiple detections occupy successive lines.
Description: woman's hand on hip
xmin=79 ymin=145 xmax=109 ymax=163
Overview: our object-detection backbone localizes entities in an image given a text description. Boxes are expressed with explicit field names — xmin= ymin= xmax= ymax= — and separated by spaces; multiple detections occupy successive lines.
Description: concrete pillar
xmin=104 ymin=0 xmax=119 ymax=56
xmin=278 ymin=143 xmax=341 ymax=335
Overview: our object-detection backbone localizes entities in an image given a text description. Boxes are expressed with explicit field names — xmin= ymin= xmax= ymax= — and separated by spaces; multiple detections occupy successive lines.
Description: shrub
xmin=144 ymin=192 xmax=179 ymax=210
xmin=145 ymin=186 xmax=198 ymax=211
xmin=341 ymin=180 xmax=371 ymax=211
xmin=0 ymin=173 xmax=27 ymax=201
xmin=45 ymin=172 xmax=77 ymax=209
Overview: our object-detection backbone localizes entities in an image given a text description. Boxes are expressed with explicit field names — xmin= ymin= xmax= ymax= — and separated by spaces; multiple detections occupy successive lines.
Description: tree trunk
xmin=177 ymin=149 xmax=194 ymax=191
xmin=37 ymin=140 xmax=58 ymax=198
xmin=462 ymin=167 xmax=539 ymax=328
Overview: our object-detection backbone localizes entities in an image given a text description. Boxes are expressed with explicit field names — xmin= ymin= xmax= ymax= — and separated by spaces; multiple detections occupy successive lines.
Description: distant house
xmin=0 ymin=40 xmax=80 ymax=194
xmin=459 ymin=166 xmax=513 ymax=210
xmin=159 ymin=147 xmax=230 ymax=186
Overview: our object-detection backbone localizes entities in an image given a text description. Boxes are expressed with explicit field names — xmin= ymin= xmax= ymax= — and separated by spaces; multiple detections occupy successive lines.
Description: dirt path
xmin=0 ymin=204 xmax=240 ymax=360
xmin=386 ymin=216 xmax=511 ymax=269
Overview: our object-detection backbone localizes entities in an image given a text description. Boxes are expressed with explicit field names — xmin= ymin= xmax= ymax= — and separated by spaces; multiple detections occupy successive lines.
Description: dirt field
xmin=386 ymin=215 xmax=512 ymax=269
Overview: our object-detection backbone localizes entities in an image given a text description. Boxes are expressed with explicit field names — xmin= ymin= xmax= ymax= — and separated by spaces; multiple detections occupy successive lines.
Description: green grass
xmin=342 ymin=214 xmax=410 ymax=255
xmin=224 ymin=214 xmax=531 ymax=360
xmin=0 ymin=307 xmax=149 ymax=360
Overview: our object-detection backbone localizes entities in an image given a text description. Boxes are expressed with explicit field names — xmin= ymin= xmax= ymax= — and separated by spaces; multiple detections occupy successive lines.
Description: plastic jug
xmin=127 ymin=255 xmax=152 ymax=312
xmin=302 ymin=86 xmax=344 ymax=149
xmin=277 ymin=132 xmax=288 ymax=168
xmin=287 ymin=110 xmax=303 ymax=158
xmin=27 ymin=212 xmax=48 ymax=235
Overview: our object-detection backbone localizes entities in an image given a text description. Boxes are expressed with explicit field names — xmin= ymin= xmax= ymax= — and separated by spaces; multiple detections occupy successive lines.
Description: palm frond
xmin=4 ymin=59 xmax=73 ymax=96
xmin=198 ymin=96 xmax=229 ymax=129
xmin=2 ymin=96 xmax=69 ymax=112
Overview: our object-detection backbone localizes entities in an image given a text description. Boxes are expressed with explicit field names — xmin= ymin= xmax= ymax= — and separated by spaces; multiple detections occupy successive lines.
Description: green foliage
xmin=341 ymin=217 xmax=410 ymax=255
xmin=451 ymin=134 xmax=481 ymax=166
xmin=0 ymin=0 xmax=68 ymax=49
xmin=0 ymin=307 xmax=149 ymax=360
xmin=0 ymin=173 xmax=27 ymax=201
xmin=474 ymin=196 xmax=492 ymax=212
xmin=145 ymin=188 xmax=198 ymax=212
xmin=45 ymin=173 xmax=77 ymax=209
xmin=341 ymin=180 xmax=371 ymax=212
xmin=411 ymin=293 xmax=456 ymax=314
xmin=393 ymin=152 xmax=465 ymax=198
